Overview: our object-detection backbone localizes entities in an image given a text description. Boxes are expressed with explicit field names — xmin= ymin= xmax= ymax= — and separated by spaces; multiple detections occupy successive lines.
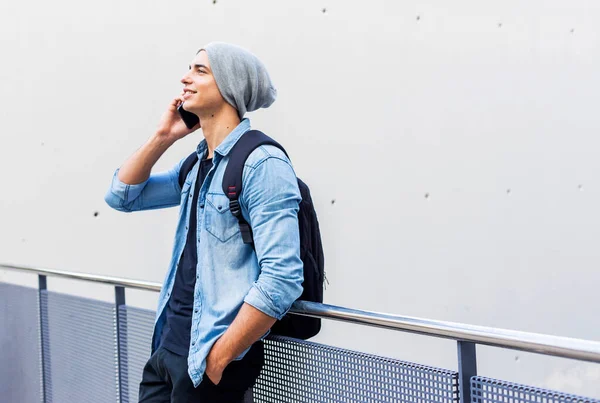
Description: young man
xmin=104 ymin=42 xmax=304 ymax=402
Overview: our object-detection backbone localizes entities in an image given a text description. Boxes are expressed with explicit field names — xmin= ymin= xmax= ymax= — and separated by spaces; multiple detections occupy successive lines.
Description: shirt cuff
xmin=244 ymin=283 xmax=285 ymax=320
xmin=110 ymin=169 xmax=149 ymax=202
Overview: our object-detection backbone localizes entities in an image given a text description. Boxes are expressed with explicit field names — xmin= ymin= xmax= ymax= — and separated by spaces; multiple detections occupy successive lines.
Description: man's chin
xmin=182 ymin=102 xmax=200 ymax=115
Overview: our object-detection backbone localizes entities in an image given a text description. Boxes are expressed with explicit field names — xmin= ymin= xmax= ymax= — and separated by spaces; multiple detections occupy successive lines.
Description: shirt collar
xmin=195 ymin=118 xmax=251 ymax=158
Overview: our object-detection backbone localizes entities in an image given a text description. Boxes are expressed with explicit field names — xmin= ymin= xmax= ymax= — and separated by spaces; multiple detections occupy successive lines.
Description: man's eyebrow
xmin=188 ymin=64 xmax=210 ymax=71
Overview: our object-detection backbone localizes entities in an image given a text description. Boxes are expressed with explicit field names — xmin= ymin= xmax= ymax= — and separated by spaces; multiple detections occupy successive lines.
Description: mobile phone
xmin=177 ymin=103 xmax=200 ymax=129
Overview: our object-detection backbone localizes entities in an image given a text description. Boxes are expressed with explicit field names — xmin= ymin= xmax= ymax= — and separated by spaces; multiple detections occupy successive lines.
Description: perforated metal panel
xmin=7 ymin=281 xmax=600 ymax=403
xmin=118 ymin=305 xmax=155 ymax=403
xmin=471 ymin=376 xmax=600 ymax=403
xmin=0 ymin=283 xmax=43 ymax=403
xmin=253 ymin=335 xmax=459 ymax=403
xmin=43 ymin=291 xmax=118 ymax=403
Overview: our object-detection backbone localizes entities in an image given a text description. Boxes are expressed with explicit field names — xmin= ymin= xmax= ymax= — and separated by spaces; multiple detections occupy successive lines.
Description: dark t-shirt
xmin=161 ymin=156 xmax=213 ymax=356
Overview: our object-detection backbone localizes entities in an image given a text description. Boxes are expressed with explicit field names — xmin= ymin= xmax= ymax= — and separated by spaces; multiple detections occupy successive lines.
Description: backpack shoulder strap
xmin=222 ymin=130 xmax=288 ymax=199
xmin=178 ymin=151 xmax=199 ymax=189
xmin=223 ymin=130 xmax=289 ymax=244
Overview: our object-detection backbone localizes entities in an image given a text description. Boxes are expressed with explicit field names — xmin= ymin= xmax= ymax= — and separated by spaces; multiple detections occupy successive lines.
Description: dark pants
xmin=139 ymin=342 xmax=264 ymax=403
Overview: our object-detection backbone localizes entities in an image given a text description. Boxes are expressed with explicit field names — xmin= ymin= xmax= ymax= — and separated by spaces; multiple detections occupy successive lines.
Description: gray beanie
xmin=200 ymin=42 xmax=277 ymax=119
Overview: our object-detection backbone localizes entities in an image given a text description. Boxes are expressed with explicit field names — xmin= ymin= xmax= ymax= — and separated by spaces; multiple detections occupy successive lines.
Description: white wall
xmin=1 ymin=0 xmax=599 ymax=397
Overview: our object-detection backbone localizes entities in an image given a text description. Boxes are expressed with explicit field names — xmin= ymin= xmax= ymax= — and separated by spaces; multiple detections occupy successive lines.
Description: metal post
xmin=457 ymin=341 xmax=477 ymax=403
xmin=115 ymin=286 xmax=128 ymax=403
xmin=38 ymin=275 xmax=51 ymax=403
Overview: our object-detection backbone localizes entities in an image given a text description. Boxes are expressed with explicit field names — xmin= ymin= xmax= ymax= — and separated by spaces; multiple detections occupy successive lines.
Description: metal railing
xmin=2 ymin=262 xmax=600 ymax=403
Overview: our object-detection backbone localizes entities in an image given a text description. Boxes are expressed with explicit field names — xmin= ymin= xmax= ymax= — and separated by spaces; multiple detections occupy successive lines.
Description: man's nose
xmin=181 ymin=73 xmax=191 ymax=84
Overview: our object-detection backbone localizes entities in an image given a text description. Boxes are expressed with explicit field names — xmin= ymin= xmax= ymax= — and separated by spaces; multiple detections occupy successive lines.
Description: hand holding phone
xmin=177 ymin=103 xmax=200 ymax=129
xmin=155 ymin=96 xmax=200 ymax=144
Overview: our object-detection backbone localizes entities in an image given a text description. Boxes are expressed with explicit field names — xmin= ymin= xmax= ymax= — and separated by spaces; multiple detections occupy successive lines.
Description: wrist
xmin=211 ymin=339 xmax=234 ymax=370
xmin=149 ymin=132 xmax=175 ymax=150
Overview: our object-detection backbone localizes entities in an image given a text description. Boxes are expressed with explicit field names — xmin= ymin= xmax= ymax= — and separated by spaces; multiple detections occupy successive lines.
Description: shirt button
xmin=194 ymin=309 xmax=198 ymax=313
xmin=185 ymin=226 xmax=188 ymax=230
xmin=196 ymin=275 xmax=199 ymax=279
xmin=199 ymin=204 xmax=204 ymax=209
xmin=192 ymin=341 xmax=195 ymax=346
xmin=189 ymin=194 xmax=192 ymax=198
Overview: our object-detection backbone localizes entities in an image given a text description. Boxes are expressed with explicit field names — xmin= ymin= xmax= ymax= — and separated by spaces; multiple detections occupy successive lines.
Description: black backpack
xmin=178 ymin=130 xmax=325 ymax=340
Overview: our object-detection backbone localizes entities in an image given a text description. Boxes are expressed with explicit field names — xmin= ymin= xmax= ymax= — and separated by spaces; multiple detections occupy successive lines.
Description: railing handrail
xmin=0 ymin=263 xmax=162 ymax=292
xmin=2 ymin=262 xmax=600 ymax=364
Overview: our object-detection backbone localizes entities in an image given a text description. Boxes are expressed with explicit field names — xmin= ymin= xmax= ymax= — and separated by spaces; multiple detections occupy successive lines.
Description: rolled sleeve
xmin=244 ymin=282 xmax=286 ymax=320
xmin=104 ymin=158 xmax=184 ymax=213
xmin=241 ymin=154 xmax=304 ymax=320
xmin=107 ymin=169 xmax=150 ymax=201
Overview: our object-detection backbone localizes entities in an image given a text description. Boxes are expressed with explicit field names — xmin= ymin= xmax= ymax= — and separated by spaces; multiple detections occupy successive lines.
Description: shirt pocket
xmin=205 ymin=193 xmax=241 ymax=242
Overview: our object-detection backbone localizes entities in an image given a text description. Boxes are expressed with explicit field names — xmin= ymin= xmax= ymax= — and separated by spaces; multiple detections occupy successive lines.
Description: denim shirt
xmin=104 ymin=118 xmax=304 ymax=386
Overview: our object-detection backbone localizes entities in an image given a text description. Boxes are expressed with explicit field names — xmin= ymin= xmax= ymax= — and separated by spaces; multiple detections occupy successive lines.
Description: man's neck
xmin=198 ymin=108 xmax=241 ymax=159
